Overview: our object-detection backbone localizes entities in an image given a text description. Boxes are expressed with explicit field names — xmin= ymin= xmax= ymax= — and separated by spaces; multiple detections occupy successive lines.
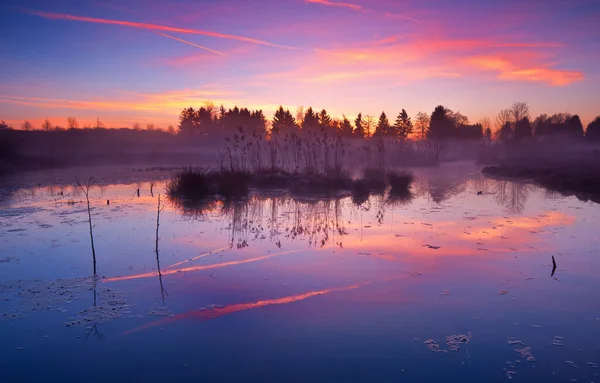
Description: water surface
xmin=1 ymin=164 xmax=599 ymax=382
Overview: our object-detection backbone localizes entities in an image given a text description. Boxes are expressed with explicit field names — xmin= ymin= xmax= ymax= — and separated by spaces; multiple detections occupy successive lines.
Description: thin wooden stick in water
xmin=75 ymin=177 xmax=97 ymax=275
xmin=155 ymin=194 xmax=167 ymax=302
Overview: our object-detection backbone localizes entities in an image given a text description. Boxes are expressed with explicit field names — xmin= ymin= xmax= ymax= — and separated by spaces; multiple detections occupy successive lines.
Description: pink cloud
xmin=305 ymin=0 xmax=363 ymax=11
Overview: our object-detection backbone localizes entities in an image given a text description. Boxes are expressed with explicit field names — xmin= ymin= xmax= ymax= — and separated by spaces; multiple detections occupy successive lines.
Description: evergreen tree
xmin=394 ymin=109 xmax=413 ymax=140
xmin=354 ymin=113 xmax=365 ymax=138
xmin=302 ymin=107 xmax=320 ymax=132
xmin=374 ymin=112 xmax=391 ymax=137
xmin=272 ymin=106 xmax=297 ymax=135
xmin=340 ymin=116 xmax=354 ymax=137
xmin=428 ymin=105 xmax=454 ymax=140
xmin=318 ymin=109 xmax=332 ymax=130
xmin=178 ymin=107 xmax=197 ymax=134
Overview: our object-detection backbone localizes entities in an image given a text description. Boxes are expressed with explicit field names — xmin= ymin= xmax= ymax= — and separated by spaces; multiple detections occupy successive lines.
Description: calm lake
xmin=1 ymin=163 xmax=599 ymax=382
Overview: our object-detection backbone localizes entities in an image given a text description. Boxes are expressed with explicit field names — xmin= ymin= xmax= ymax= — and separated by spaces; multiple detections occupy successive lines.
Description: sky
xmin=1 ymin=0 xmax=599 ymax=129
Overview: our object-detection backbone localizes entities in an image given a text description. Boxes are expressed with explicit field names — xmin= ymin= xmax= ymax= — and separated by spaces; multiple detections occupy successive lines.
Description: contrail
xmin=103 ymin=249 xmax=306 ymax=283
xmin=125 ymin=281 xmax=371 ymax=334
xmin=158 ymin=33 xmax=226 ymax=56
xmin=26 ymin=10 xmax=300 ymax=50
xmin=166 ymin=246 xmax=229 ymax=269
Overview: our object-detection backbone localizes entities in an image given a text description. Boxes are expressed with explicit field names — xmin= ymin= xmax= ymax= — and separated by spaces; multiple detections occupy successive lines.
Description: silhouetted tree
xmin=534 ymin=113 xmax=583 ymax=139
xmin=497 ymin=121 xmax=513 ymax=146
xmin=21 ymin=120 xmax=33 ymax=131
xmin=295 ymin=106 xmax=305 ymax=127
xmin=514 ymin=117 xmax=532 ymax=141
xmin=0 ymin=121 xmax=10 ymax=130
xmin=566 ymin=115 xmax=584 ymax=138
xmin=363 ymin=115 xmax=375 ymax=138
xmin=428 ymin=105 xmax=454 ymax=140
xmin=339 ymin=115 xmax=354 ymax=137
xmin=415 ymin=112 xmax=430 ymax=140
xmin=132 ymin=122 xmax=141 ymax=131
xmin=318 ymin=109 xmax=333 ymax=132
xmin=510 ymin=102 xmax=530 ymax=123
xmin=67 ymin=117 xmax=79 ymax=129
xmin=374 ymin=112 xmax=391 ymax=137
xmin=457 ymin=123 xmax=483 ymax=139
xmin=586 ymin=116 xmax=600 ymax=141
xmin=178 ymin=107 xmax=197 ymax=135
xmin=484 ymin=127 xmax=492 ymax=143
xmin=94 ymin=118 xmax=105 ymax=129
xmin=394 ymin=109 xmax=413 ymax=140
xmin=272 ymin=106 xmax=297 ymax=135
xmin=302 ymin=107 xmax=320 ymax=133
xmin=41 ymin=119 xmax=52 ymax=131
xmin=354 ymin=113 xmax=365 ymax=138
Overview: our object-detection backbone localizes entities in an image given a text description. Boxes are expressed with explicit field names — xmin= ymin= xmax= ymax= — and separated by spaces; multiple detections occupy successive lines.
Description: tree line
xmin=2 ymin=100 xmax=600 ymax=142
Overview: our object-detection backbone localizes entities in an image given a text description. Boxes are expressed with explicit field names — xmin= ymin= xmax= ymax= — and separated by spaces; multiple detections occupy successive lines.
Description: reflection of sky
xmin=1 ymin=0 xmax=599 ymax=128
xmin=2 ymin=168 xmax=600 ymax=382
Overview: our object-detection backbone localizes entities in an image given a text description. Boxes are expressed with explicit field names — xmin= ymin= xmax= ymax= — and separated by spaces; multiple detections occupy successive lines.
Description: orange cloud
xmin=27 ymin=10 xmax=300 ymax=50
xmin=305 ymin=0 xmax=363 ymax=11
xmin=158 ymin=33 xmax=226 ymax=56
xmin=465 ymin=55 xmax=584 ymax=86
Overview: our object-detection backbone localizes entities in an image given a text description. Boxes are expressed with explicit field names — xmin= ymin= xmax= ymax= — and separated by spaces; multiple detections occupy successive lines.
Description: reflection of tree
xmin=493 ymin=180 xmax=530 ymax=214
xmin=84 ymin=276 xmax=105 ymax=341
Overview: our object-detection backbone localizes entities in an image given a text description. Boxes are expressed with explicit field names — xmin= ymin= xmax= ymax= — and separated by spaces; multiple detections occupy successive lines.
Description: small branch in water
xmin=75 ymin=176 xmax=97 ymax=275
xmin=551 ymin=255 xmax=557 ymax=277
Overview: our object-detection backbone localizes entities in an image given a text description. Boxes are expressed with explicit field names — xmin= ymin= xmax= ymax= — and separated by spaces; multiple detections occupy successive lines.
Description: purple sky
xmin=1 ymin=0 xmax=599 ymax=129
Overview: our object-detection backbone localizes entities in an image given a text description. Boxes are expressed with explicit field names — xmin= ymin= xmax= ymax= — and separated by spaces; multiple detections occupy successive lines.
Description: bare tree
xmin=495 ymin=108 xmax=511 ymax=130
xmin=363 ymin=115 xmax=375 ymax=138
xmin=203 ymin=101 xmax=216 ymax=118
xmin=94 ymin=118 xmax=105 ymax=129
xmin=41 ymin=119 xmax=53 ymax=131
xmin=75 ymin=177 xmax=97 ymax=275
xmin=510 ymin=101 xmax=530 ymax=123
xmin=296 ymin=106 xmax=305 ymax=126
xmin=132 ymin=122 xmax=141 ymax=131
xmin=21 ymin=120 xmax=33 ymax=131
xmin=167 ymin=125 xmax=176 ymax=134
xmin=146 ymin=123 xmax=156 ymax=131
xmin=415 ymin=112 xmax=430 ymax=140
xmin=479 ymin=117 xmax=492 ymax=133
xmin=67 ymin=117 xmax=79 ymax=129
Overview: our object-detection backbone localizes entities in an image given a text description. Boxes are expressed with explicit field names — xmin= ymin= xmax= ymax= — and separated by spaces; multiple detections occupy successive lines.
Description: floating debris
xmin=423 ymin=244 xmax=441 ymax=250
xmin=424 ymin=333 xmax=471 ymax=353
xmin=566 ymin=360 xmax=579 ymax=369
xmin=515 ymin=346 xmax=536 ymax=362
xmin=553 ymin=336 xmax=564 ymax=346
xmin=507 ymin=338 xmax=525 ymax=346
xmin=147 ymin=304 xmax=172 ymax=317
xmin=499 ymin=290 xmax=509 ymax=295
xmin=65 ymin=288 xmax=130 ymax=328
